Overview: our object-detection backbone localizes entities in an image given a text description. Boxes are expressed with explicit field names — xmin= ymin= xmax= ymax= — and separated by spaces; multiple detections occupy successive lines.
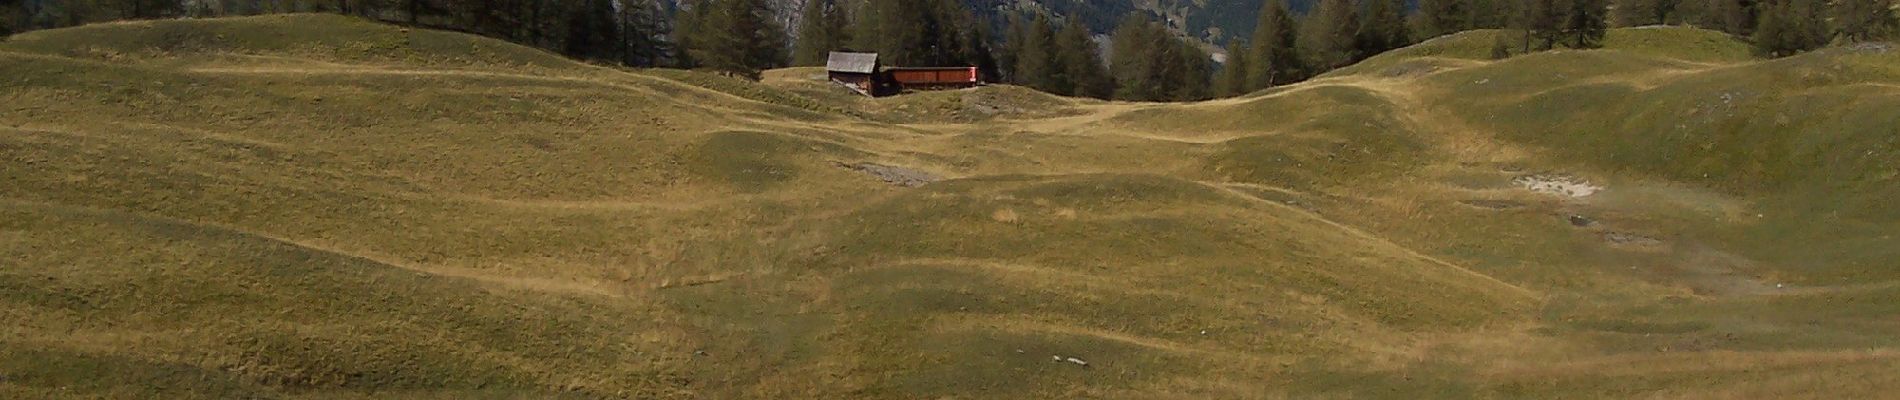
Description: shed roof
xmin=826 ymin=52 xmax=879 ymax=74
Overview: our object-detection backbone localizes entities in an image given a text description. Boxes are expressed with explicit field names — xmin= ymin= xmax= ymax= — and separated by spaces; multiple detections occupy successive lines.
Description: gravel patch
xmin=1603 ymin=232 xmax=1663 ymax=246
xmin=1460 ymin=200 xmax=1525 ymax=210
xmin=835 ymin=161 xmax=941 ymax=187
xmin=1514 ymin=174 xmax=1603 ymax=198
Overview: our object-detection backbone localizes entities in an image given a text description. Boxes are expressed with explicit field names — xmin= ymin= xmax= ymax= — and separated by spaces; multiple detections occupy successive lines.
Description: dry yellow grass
xmin=3 ymin=14 xmax=1899 ymax=399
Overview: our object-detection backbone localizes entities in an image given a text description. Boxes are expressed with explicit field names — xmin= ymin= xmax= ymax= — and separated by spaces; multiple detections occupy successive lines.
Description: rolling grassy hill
xmin=3 ymin=14 xmax=1898 ymax=399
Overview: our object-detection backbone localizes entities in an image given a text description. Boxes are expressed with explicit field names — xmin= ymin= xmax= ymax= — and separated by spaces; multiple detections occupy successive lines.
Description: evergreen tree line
xmin=687 ymin=0 xmax=1003 ymax=80
xmin=1213 ymin=0 xmax=1418 ymax=97
xmin=6 ymin=0 xmax=1895 ymax=97
xmin=1746 ymin=0 xmax=1897 ymax=57
xmin=1 ymin=0 xmax=676 ymax=67
xmin=1604 ymin=0 xmax=1899 ymax=56
xmin=1413 ymin=0 xmax=1898 ymax=59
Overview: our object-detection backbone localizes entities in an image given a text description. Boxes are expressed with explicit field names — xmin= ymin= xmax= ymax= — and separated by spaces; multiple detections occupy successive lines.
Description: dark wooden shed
xmin=826 ymin=52 xmax=881 ymax=96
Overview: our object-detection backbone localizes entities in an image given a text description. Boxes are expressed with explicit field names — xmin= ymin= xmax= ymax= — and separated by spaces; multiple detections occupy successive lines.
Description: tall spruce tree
xmin=1565 ymin=0 xmax=1610 ymax=48
xmin=1752 ymin=0 xmax=1792 ymax=55
xmin=1216 ymin=41 xmax=1251 ymax=97
xmin=1752 ymin=0 xmax=1828 ymax=57
xmin=2 ymin=0 xmax=20 ymax=36
xmin=1013 ymin=13 xmax=1058 ymax=91
xmin=1357 ymin=0 xmax=1410 ymax=58
xmin=1000 ymin=12 xmax=1029 ymax=82
xmin=619 ymin=0 xmax=672 ymax=67
xmin=1301 ymin=0 xmax=1360 ymax=70
xmin=1469 ymin=0 xmax=1515 ymax=28
xmin=686 ymin=0 xmax=786 ymax=79
xmin=1110 ymin=14 xmax=1163 ymax=100
xmin=850 ymin=0 xmax=886 ymax=52
xmin=792 ymin=0 xmax=848 ymax=66
xmin=1168 ymin=41 xmax=1214 ymax=101
xmin=1490 ymin=26 xmax=1516 ymax=58
xmin=1056 ymin=17 xmax=1112 ymax=98
xmin=1519 ymin=0 xmax=1566 ymax=51
xmin=674 ymin=0 xmax=716 ymax=68
xmin=562 ymin=0 xmax=621 ymax=62
xmin=1415 ymin=0 xmax=1470 ymax=39
xmin=1247 ymin=0 xmax=1302 ymax=89
xmin=855 ymin=0 xmax=970 ymax=67
xmin=1693 ymin=0 xmax=1761 ymax=35
xmin=1614 ymin=0 xmax=1684 ymax=26
xmin=1833 ymin=0 xmax=1900 ymax=42
xmin=1110 ymin=15 xmax=1213 ymax=101
xmin=964 ymin=21 xmax=1002 ymax=83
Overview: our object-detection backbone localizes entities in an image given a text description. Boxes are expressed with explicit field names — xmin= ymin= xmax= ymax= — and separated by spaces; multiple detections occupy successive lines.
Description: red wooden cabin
xmin=886 ymin=67 xmax=981 ymax=90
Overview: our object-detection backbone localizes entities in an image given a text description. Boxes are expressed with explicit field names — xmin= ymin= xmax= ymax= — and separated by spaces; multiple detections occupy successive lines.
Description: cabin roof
xmin=826 ymin=52 xmax=879 ymax=74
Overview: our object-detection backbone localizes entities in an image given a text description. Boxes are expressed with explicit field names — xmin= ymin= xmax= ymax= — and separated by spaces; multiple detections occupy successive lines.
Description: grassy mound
xmin=1431 ymin=42 xmax=1900 ymax=283
xmin=1331 ymin=26 xmax=1754 ymax=78
xmin=0 ymin=14 xmax=577 ymax=70
xmin=0 ymin=201 xmax=687 ymax=399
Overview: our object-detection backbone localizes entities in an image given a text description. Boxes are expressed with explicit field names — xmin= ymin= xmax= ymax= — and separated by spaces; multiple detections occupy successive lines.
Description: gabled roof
xmin=826 ymin=52 xmax=879 ymax=74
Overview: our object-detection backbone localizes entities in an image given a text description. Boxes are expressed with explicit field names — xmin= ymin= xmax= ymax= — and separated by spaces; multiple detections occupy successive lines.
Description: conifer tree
xmin=1469 ymin=0 xmax=1515 ymax=28
xmin=1 ymin=1 xmax=20 ymax=36
xmin=1000 ymin=12 xmax=1029 ymax=82
xmin=1301 ymin=0 xmax=1360 ymax=70
xmin=562 ymin=0 xmax=621 ymax=62
xmin=1752 ymin=0 xmax=1827 ymax=57
xmin=1248 ymin=0 xmax=1302 ymax=89
xmin=793 ymin=0 xmax=849 ymax=66
xmin=965 ymin=22 xmax=1002 ymax=83
xmin=1490 ymin=28 xmax=1515 ymax=59
xmin=1615 ymin=0 xmax=1684 ymax=26
xmin=1416 ymin=0 xmax=1470 ymax=39
xmin=1168 ymin=42 xmax=1214 ymax=101
xmin=1057 ymin=17 xmax=1112 ymax=98
xmin=673 ymin=0 xmax=716 ymax=68
xmin=922 ymin=0 xmax=974 ymax=67
xmin=1752 ymin=0 xmax=1792 ymax=55
xmin=1216 ymin=41 xmax=1252 ymax=97
xmin=1693 ymin=0 xmax=1760 ymax=35
xmin=1357 ymin=0 xmax=1410 ymax=58
xmin=619 ymin=0 xmax=672 ymax=67
xmin=850 ymin=0 xmax=887 ymax=52
xmin=1565 ymin=0 xmax=1610 ymax=48
xmin=686 ymin=0 xmax=787 ymax=79
xmin=1790 ymin=0 xmax=1829 ymax=49
xmin=855 ymin=0 xmax=970 ymax=67
xmin=1833 ymin=0 xmax=1900 ymax=42
xmin=1110 ymin=14 xmax=1154 ymax=99
xmin=1013 ymin=13 xmax=1058 ymax=91
xmin=1519 ymin=0 xmax=1566 ymax=51
xmin=119 ymin=0 xmax=184 ymax=19
xmin=1110 ymin=15 xmax=1213 ymax=102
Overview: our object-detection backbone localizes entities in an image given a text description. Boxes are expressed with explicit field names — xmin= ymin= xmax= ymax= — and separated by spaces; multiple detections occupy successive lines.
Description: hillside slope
xmin=4 ymin=15 xmax=1899 ymax=399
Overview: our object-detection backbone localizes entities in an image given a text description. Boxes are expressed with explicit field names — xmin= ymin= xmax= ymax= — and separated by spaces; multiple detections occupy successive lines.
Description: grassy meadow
xmin=2 ymin=14 xmax=1898 ymax=399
